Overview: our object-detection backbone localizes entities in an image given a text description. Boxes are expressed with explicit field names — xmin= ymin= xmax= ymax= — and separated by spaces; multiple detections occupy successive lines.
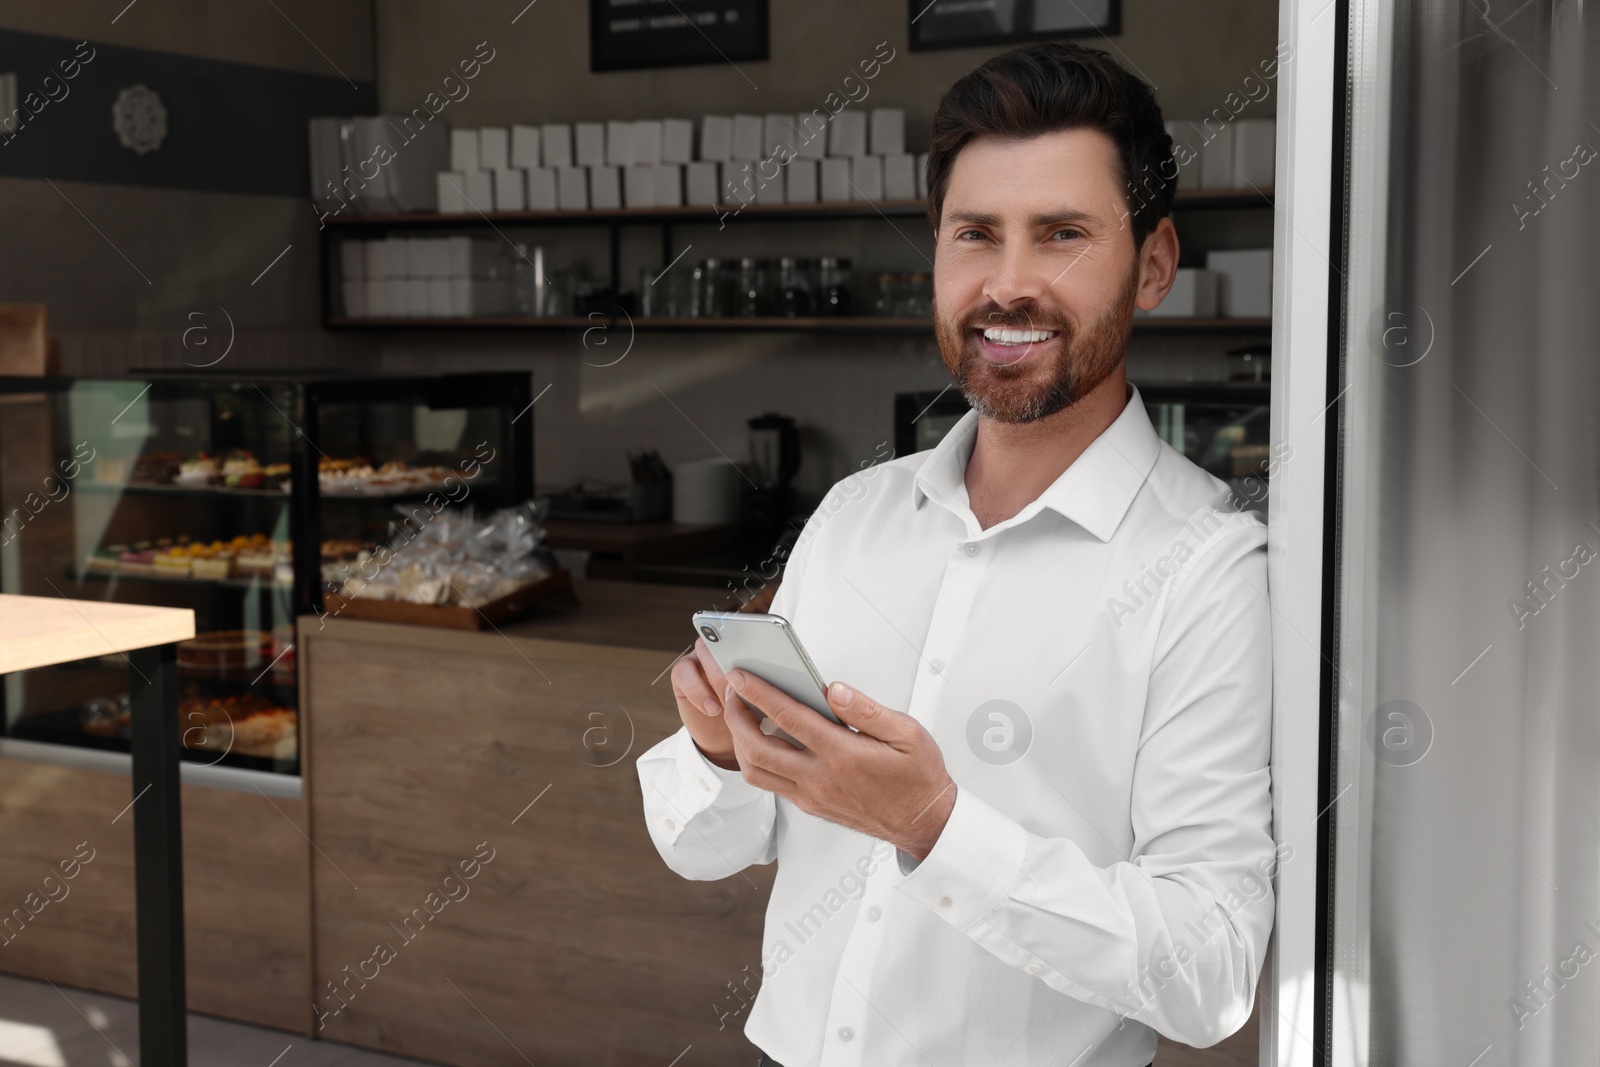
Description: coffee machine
xmin=743 ymin=412 xmax=800 ymax=563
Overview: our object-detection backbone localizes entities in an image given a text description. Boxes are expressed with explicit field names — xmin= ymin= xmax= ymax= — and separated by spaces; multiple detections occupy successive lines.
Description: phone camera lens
xmin=701 ymin=626 xmax=719 ymax=642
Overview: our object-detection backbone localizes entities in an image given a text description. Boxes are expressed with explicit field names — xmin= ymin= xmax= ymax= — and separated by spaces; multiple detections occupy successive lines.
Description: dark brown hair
xmin=926 ymin=41 xmax=1177 ymax=251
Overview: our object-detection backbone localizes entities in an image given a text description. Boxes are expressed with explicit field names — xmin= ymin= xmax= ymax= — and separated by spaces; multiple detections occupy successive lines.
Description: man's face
xmin=932 ymin=128 xmax=1152 ymax=424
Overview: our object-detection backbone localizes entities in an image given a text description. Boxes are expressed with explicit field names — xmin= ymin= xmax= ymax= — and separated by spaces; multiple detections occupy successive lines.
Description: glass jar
xmin=778 ymin=257 xmax=813 ymax=318
xmin=873 ymin=273 xmax=897 ymax=317
xmin=905 ymin=272 xmax=934 ymax=318
xmin=737 ymin=257 xmax=771 ymax=317
xmin=693 ymin=258 xmax=731 ymax=318
xmin=639 ymin=265 xmax=662 ymax=318
xmin=511 ymin=243 xmax=547 ymax=317
xmin=817 ymin=257 xmax=853 ymax=318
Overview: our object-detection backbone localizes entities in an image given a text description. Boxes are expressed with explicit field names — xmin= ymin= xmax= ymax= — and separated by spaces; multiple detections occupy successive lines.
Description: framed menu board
xmin=909 ymin=0 xmax=1120 ymax=52
xmin=591 ymin=0 xmax=769 ymax=72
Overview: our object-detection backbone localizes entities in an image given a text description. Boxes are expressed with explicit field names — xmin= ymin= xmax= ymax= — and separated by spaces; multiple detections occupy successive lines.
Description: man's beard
xmin=933 ymin=260 xmax=1141 ymax=424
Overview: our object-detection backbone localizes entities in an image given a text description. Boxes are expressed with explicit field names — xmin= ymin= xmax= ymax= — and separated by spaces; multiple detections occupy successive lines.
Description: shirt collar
xmin=911 ymin=383 xmax=1164 ymax=543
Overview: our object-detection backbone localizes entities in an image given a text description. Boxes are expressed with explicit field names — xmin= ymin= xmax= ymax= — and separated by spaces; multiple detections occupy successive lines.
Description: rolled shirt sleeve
xmin=895 ymin=517 xmax=1277 ymax=1049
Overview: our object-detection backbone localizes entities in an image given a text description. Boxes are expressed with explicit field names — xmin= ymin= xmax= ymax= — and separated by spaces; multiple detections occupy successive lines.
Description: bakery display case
xmin=0 ymin=372 xmax=533 ymax=777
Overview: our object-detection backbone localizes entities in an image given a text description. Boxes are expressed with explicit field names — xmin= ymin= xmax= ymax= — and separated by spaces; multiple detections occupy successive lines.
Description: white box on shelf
xmin=763 ymin=113 xmax=794 ymax=158
xmin=364 ymin=278 xmax=387 ymax=316
xmin=685 ymin=160 xmax=720 ymax=205
xmin=624 ymin=164 xmax=655 ymax=208
xmin=339 ymin=241 xmax=365 ymax=280
xmin=785 ymin=158 xmax=819 ymax=203
xmin=829 ymin=110 xmax=867 ymax=158
xmin=444 ymin=236 xmax=500 ymax=278
xmin=511 ymin=124 xmax=541 ymax=169
xmin=590 ymin=164 xmax=622 ymax=209
xmin=654 ymin=163 xmax=684 ymax=206
xmin=731 ymin=114 xmax=763 ymax=161
xmin=820 ymin=157 xmax=851 ymax=202
xmin=493 ymin=168 xmax=527 ymax=211
xmin=403 ymin=279 xmax=430 ymax=317
xmin=1140 ymin=267 xmax=1218 ymax=317
xmin=526 ymin=167 xmax=558 ymax=210
xmin=541 ymin=123 xmax=573 ymax=168
xmin=633 ymin=120 xmax=663 ymax=164
xmin=883 ymin=153 xmax=915 ymax=199
xmin=754 ymin=163 xmax=783 ymax=204
xmin=793 ymin=111 xmax=828 ymax=160
xmin=362 ymin=240 xmax=385 ymax=279
xmin=575 ymin=122 xmax=606 ymax=166
xmin=916 ymin=152 xmax=929 ymax=199
xmin=720 ymin=161 xmax=755 ymax=206
xmin=1199 ymin=124 xmax=1236 ymax=189
xmin=436 ymin=171 xmax=468 ymax=213
xmin=404 ymin=237 xmax=430 ymax=278
xmin=341 ymin=280 xmax=367 ymax=318
xmin=1232 ymin=118 xmax=1275 ymax=188
xmin=1205 ymin=249 xmax=1273 ymax=317
xmin=383 ymin=279 xmax=407 ymax=317
xmin=606 ymin=119 xmax=636 ymax=166
xmin=662 ymin=118 xmax=694 ymax=163
xmin=462 ymin=169 xmax=494 ymax=210
xmin=850 ymin=155 xmax=884 ymax=201
xmin=869 ymin=107 xmax=905 ymax=156
xmin=700 ymin=115 xmax=732 ymax=161
xmin=427 ymin=278 xmax=452 ymax=318
xmin=478 ymin=127 xmax=509 ymax=171
xmin=557 ymin=165 xmax=589 ymax=210
xmin=421 ymin=237 xmax=452 ymax=277
xmin=449 ymin=129 xmax=479 ymax=172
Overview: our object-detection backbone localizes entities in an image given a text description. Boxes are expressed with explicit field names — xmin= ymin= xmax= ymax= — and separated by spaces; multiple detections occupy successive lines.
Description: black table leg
xmin=129 ymin=643 xmax=187 ymax=1066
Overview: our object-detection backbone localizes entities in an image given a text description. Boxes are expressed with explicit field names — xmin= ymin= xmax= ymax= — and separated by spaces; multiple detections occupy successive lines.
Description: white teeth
xmin=982 ymin=327 xmax=1057 ymax=345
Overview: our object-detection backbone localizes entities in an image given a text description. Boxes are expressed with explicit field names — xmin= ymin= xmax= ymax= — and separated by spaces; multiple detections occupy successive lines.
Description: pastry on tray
xmin=177 ymin=629 xmax=272 ymax=672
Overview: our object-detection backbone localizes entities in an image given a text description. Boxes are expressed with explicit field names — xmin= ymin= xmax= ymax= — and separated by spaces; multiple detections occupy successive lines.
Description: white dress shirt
xmin=638 ymin=385 xmax=1276 ymax=1067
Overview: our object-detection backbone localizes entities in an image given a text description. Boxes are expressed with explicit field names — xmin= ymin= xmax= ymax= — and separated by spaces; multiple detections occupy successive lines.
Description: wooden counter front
xmin=301 ymin=579 xmax=774 ymax=1066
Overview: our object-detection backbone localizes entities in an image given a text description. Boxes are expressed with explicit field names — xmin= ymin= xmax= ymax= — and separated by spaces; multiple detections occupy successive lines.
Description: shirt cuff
xmin=893 ymin=786 xmax=1027 ymax=931
xmin=670 ymin=726 xmax=766 ymax=803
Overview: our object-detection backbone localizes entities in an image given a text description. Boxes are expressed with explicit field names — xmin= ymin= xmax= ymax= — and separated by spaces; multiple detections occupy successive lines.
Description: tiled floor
xmin=0 ymin=974 xmax=432 ymax=1067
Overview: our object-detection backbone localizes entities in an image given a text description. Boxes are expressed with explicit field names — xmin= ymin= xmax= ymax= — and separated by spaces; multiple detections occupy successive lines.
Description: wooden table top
xmin=0 ymin=594 xmax=195 ymax=674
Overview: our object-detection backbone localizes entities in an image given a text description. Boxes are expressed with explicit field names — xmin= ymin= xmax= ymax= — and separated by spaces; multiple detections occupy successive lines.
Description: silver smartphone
xmin=691 ymin=611 xmax=840 ymax=746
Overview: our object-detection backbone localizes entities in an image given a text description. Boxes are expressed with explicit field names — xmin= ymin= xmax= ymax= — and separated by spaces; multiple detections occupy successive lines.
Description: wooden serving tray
xmin=325 ymin=568 xmax=574 ymax=631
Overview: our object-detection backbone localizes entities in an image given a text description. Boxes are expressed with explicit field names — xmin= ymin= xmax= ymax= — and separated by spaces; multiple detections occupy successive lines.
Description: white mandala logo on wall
xmin=112 ymin=84 xmax=167 ymax=154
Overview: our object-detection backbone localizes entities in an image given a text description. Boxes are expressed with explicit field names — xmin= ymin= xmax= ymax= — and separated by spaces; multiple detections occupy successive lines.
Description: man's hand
xmin=669 ymin=638 xmax=739 ymax=770
xmin=721 ymin=670 xmax=958 ymax=861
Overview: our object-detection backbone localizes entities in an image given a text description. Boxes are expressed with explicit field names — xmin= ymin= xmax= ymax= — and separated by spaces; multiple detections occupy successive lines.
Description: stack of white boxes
xmin=338 ymin=236 xmax=512 ymax=319
xmin=702 ymin=108 xmax=924 ymax=208
xmin=435 ymin=108 xmax=925 ymax=214
xmin=1164 ymin=116 xmax=1276 ymax=192
xmin=437 ymin=119 xmax=694 ymax=213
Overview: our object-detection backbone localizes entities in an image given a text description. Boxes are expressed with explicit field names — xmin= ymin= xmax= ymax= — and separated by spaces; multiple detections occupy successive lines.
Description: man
xmin=638 ymin=41 xmax=1276 ymax=1067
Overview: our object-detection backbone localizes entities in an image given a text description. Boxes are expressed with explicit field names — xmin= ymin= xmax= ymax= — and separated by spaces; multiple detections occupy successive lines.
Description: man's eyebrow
xmin=944 ymin=208 xmax=1103 ymax=228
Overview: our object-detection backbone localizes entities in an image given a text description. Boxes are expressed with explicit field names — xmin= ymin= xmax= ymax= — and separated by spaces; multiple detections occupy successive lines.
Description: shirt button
xmin=939 ymin=896 xmax=952 ymax=908
xmin=866 ymin=905 xmax=882 ymax=922
xmin=928 ymin=659 xmax=944 ymax=675
xmin=965 ymin=542 xmax=979 ymax=556
xmin=664 ymin=818 xmax=677 ymax=832
xmin=699 ymin=779 xmax=712 ymax=793
xmin=1028 ymin=962 xmax=1045 ymax=976
xmin=838 ymin=1026 xmax=854 ymax=1042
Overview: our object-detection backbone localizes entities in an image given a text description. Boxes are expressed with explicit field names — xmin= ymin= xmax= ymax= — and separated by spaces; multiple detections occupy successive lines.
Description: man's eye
xmin=1052 ymin=229 xmax=1083 ymax=241
xmin=957 ymin=229 xmax=987 ymax=241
